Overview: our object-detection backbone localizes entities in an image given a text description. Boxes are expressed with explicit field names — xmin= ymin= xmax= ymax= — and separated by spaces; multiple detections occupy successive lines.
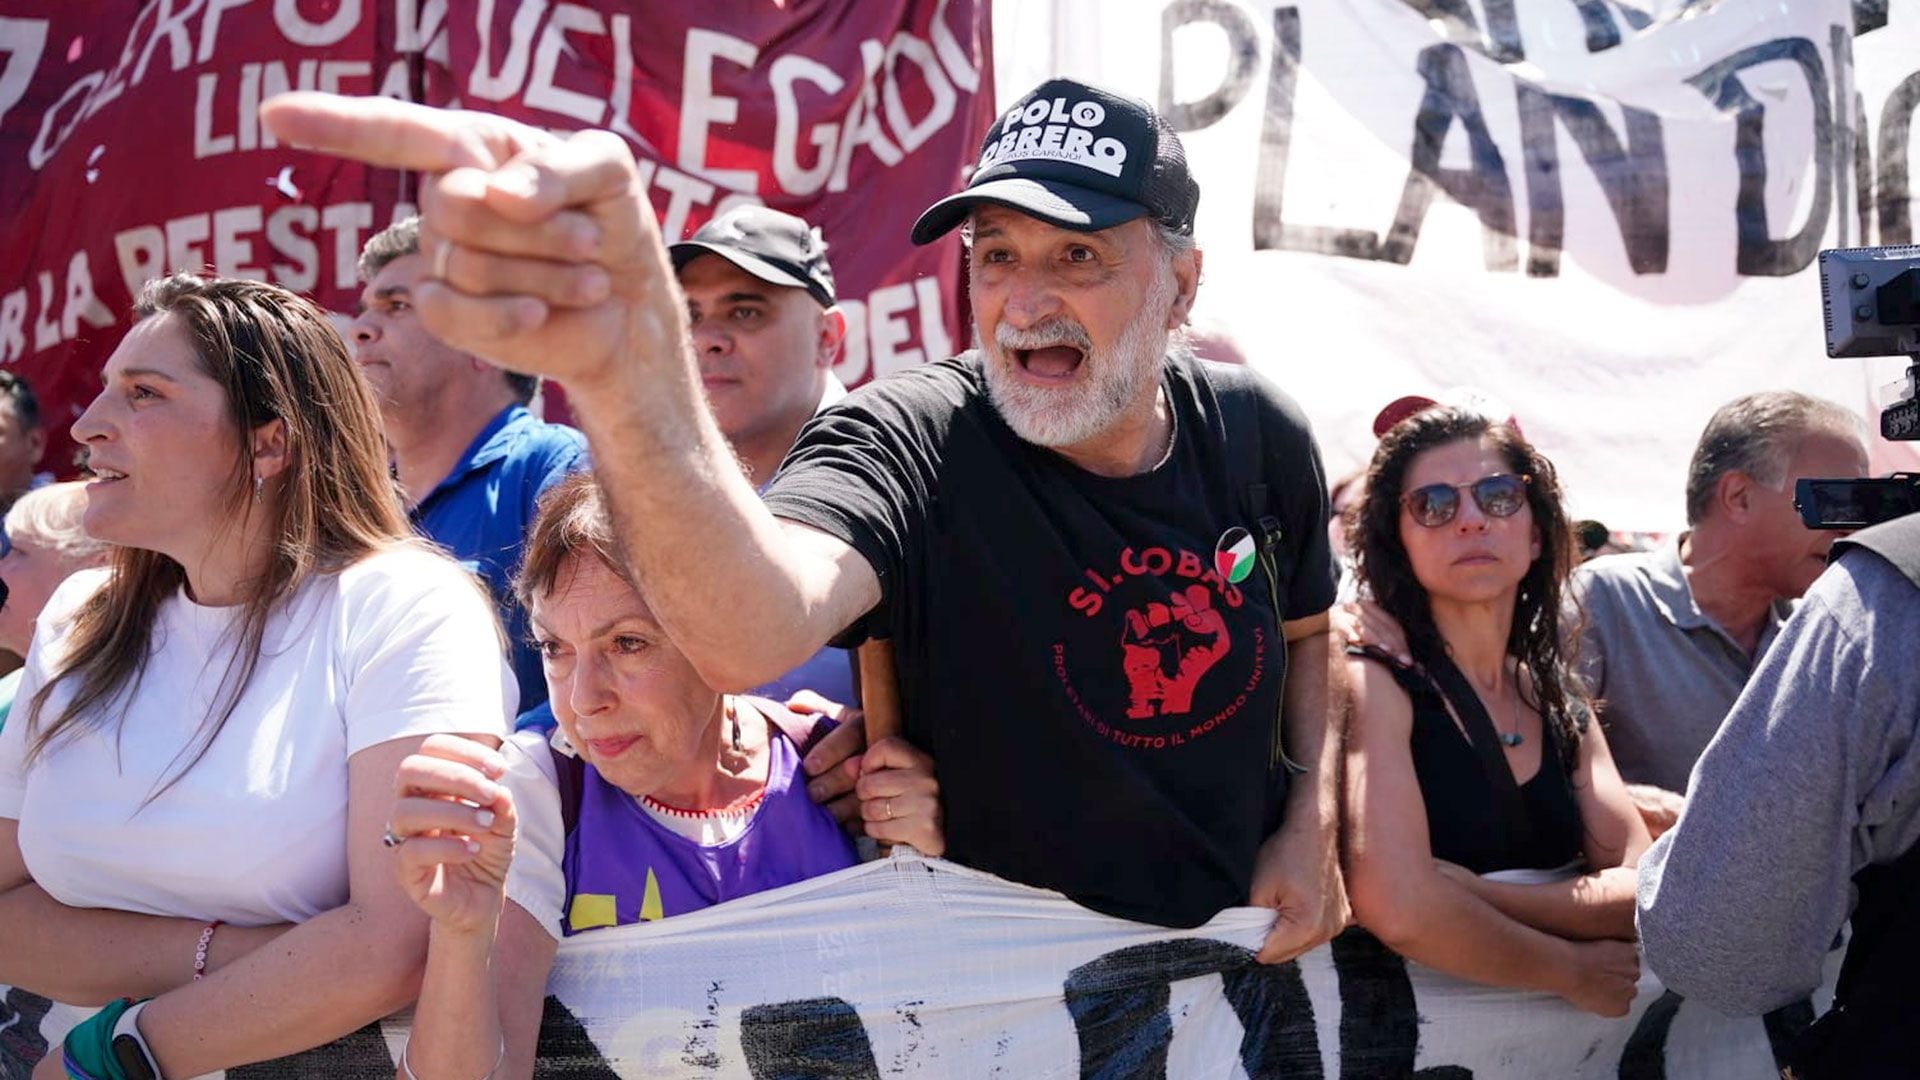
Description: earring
xmin=730 ymin=708 xmax=745 ymax=753
xmin=253 ymin=474 xmax=264 ymax=505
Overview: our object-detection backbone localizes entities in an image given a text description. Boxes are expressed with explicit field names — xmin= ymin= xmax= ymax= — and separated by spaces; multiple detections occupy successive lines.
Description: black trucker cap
xmin=910 ymin=77 xmax=1200 ymax=246
xmin=670 ymin=206 xmax=837 ymax=308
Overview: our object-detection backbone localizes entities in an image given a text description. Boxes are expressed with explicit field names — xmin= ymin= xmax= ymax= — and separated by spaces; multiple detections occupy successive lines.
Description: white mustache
xmin=995 ymin=318 xmax=1093 ymax=353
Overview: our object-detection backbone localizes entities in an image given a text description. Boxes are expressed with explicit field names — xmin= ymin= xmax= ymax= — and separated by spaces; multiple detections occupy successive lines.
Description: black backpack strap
xmin=1203 ymin=366 xmax=1295 ymax=782
xmin=1210 ymin=376 xmax=1284 ymax=574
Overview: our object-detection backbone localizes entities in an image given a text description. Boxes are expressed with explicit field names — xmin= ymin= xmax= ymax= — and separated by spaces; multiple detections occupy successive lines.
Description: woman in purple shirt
xmin=384 ymin=473 xmax=944 ymax=1080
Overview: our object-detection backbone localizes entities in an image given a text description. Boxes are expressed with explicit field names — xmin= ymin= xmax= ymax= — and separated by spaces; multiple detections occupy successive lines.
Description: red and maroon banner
xmin=0 ymin=1 xmax=995 ymax=476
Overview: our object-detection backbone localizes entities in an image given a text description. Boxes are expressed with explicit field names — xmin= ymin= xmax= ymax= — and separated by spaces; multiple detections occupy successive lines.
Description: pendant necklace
xmin=1500 ymin=676 xmax=1525 ymax=748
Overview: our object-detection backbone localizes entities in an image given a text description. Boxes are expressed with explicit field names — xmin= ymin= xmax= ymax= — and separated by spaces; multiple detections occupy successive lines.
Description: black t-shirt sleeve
xmin=760 ymin=366 xmax=958 ymax=646
xmin=1249 ymin=372 xmax=1338 ymax=621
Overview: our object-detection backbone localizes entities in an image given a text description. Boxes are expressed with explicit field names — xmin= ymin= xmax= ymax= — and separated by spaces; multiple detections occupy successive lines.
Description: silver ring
xmin=381 ymin=826 xmax=405 ymax=849
xmin=886 ymin=799 xmax=895 ymax=821
xmin=432 ymin=240 xmax=454 ymax=281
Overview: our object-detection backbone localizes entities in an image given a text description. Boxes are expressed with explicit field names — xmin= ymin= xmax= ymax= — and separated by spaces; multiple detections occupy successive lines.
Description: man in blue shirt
xmin=354 ymin=217 xmax=587 ymax=710
xmin=669 ymin=206 xmax=855 ymax=707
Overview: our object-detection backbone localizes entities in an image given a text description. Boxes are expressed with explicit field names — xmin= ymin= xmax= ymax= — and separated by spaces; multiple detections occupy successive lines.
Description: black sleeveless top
xmin=1378 ymin=657 xmax=1585 ymax=875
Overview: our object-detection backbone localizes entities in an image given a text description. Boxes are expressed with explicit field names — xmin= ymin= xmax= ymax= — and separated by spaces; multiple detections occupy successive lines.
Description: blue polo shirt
xmin=413 ymin=404 xmax=587 ymax=710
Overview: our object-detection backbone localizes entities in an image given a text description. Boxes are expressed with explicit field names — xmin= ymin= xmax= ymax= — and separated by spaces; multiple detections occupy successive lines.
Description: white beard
xmin=981 ymin=265 xmax=1176 ymax=449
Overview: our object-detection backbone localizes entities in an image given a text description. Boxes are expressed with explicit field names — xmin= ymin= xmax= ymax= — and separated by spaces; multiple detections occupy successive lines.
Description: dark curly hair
xmin=1349 ymin=407 xmax=1588 ymax=770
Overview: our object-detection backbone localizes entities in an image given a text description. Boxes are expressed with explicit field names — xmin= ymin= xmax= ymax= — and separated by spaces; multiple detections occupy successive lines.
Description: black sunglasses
xmin=1401 ymin=473 xmax=1531 ymax=528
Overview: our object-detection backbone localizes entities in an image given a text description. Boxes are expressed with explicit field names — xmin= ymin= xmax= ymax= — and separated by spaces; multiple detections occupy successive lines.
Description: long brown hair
xmin=27 ymin=274 xmax=412 ymax=792
xmin=1349 ymin=407 xmax=1588 ymax=770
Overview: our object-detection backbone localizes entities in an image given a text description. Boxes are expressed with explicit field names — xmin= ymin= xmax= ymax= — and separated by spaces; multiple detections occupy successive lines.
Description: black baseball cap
xmin=670 ymin=206 xmax=837 ymax=308
xmin=910 ymin=78 xmax=1200 ymax=246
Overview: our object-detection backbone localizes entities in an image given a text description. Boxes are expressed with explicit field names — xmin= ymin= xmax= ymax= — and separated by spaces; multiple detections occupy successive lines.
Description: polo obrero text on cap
xmin=979 ymin=96 xmax=1128 ymax=177
xmin=910 ymin=77 xmax=1199 ymax=245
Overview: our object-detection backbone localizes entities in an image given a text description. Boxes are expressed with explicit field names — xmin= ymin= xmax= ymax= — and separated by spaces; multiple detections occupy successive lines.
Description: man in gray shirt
xmin=1573 ymin=391 xmax=1867 ymax=805
xmin=1636 ymin=514 xmax=1920 ymax=1040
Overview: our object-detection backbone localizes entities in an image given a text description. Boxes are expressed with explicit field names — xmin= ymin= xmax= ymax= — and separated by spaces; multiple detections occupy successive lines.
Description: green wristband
xmin=62 ymin=997 xmax=142 ymax=1080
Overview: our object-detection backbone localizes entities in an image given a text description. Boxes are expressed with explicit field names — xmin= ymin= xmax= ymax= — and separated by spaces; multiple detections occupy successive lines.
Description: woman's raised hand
xmin=258 ymin=93 xmax=680 ymax=391
xmin=389 ymin=734 xmax=519 ymax=935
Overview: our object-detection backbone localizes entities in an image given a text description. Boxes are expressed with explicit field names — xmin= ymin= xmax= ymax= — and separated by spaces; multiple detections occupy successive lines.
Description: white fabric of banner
xmin=528 ymin=851 xmax=1818 ymax=1077
xmin=0 ymin=852 xmax=1832 ymax=1076
xmin=994 ymin=0 xmax=1920 ymax=531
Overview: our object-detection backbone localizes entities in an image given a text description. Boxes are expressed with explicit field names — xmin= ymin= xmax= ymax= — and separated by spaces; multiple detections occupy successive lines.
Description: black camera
xmin=1795 ymin=473 xmax=1919 ymax=529
xmin=1805 ymin=247 xmax=1920 ymax=529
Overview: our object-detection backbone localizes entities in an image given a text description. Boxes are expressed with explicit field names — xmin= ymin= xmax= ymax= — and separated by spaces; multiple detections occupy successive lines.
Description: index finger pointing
xmin=259 ymin=92 xmax=553 ymax=174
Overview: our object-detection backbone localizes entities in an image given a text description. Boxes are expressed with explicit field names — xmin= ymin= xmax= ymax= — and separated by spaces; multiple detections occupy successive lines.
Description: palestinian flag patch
xmin=1215 ymin=527 xmax=1256 ymax=584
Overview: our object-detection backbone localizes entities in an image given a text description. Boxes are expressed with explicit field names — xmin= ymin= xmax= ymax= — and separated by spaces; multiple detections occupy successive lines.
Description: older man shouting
xmin=261 ymin=78 xmax=1345 ymax=954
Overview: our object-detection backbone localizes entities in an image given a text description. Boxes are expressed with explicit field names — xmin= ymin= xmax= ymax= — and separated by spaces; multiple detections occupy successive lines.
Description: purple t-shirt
xmin=559 ymin=717 xmax=856 ymax=934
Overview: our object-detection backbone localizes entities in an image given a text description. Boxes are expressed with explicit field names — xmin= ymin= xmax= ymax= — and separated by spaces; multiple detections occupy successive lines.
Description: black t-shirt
xmin=763 ymin=351 xmax=1337 ymax=927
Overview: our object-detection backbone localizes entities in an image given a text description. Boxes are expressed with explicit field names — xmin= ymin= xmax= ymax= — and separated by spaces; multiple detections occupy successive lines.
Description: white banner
xmin=0 ymin=852 xmax=1832 ymax=1077
xmin=995 ymin=0 xmax=1920 ymax=531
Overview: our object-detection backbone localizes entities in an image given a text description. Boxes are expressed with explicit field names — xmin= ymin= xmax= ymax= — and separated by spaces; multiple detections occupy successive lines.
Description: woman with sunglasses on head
xmin=1343 ymin=407 xmax=1649 ymax=1017
xmin=0 ymin=274 xmax=514 ymax=1079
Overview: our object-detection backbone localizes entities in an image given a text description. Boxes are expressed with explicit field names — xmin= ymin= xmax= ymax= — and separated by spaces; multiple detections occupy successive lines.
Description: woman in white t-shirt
xmin=0 ymin=274 xmax=515 ymax=1079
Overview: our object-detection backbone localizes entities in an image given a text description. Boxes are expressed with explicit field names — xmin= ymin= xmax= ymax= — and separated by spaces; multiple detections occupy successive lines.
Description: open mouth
xmin=1014 ymin=344 xmax=1086 ymax=381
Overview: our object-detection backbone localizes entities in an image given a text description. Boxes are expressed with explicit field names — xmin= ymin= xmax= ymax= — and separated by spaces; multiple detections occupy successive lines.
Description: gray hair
xmin=5 ymin=482 xmax=110 ymax=562
xmin=1685 ymin=391 xmax=1867 ymax=525
xmin=357 ymin=216 xmax=421 ymax=283
xmin=1152 ymin=221 xmax=1196 ymax=257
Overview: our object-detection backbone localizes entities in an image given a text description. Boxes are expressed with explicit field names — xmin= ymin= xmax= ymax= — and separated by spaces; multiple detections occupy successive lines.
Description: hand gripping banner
xmin=0 ymin=852 xmax=1832 ymax=1078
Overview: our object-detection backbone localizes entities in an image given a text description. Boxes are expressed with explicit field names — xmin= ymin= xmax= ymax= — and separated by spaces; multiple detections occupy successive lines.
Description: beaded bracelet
xmin=192 ymin=920 xmax=223 ymax=981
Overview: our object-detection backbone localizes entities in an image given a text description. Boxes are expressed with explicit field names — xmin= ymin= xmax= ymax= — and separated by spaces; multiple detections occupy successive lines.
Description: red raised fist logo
xmin=1120 ymin=584 xmax=1231 ymax=719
